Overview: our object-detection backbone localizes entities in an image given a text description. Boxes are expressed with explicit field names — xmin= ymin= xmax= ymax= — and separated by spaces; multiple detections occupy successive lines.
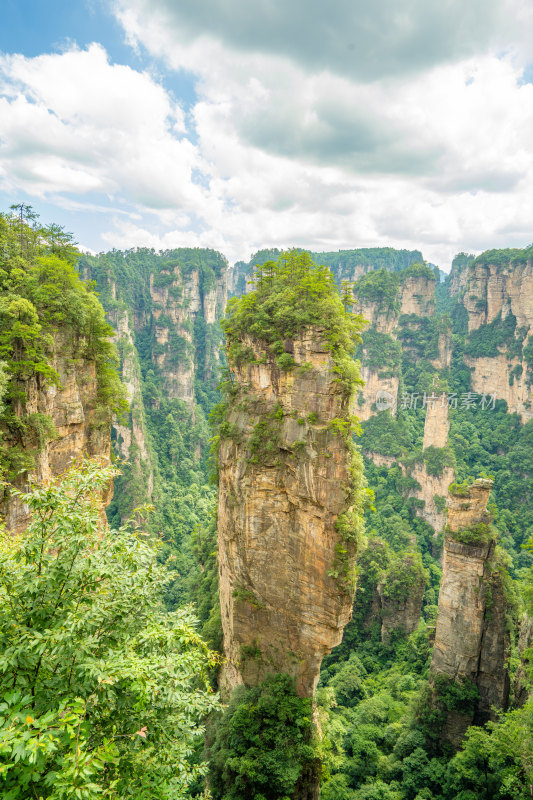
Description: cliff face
xmin=407 ymin=402 xmax=453 ymax=531
xmin=453 ymin=259 xmax=533 ymax=333
xmin=400 ymin=274 xmax=436 ymax=317
xmin=378 ymin=553 xmax=426 ymax=642
xmin=82 ymin=248 xmax=228 ymax=529
xmin=450 ymin=256 xmax=533 ymax=421
xmin=217 ymin=330 xmax=360 ymax=698
xmin=354 ymin=272 xmax=436 ymax=423
xmin=513 ymin=614 xmax=533 ymax=708
xmin=430 ymin=479 xmax=511 ymax=748
xmin=150 ymin=265 xmax=226 ymax=403
xmin=109 ymin=309 xmax=153 ymax=501
xmin=355 ymin=271 xmax=453 ymax=530
xmin=466 ymin=353 xmax=533 ymax=422
xmin=2 ymin=331 xmax=111 ymax=533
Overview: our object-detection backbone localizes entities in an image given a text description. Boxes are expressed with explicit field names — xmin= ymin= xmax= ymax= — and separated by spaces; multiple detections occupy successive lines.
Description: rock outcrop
xmin=450 ymin=254 xmax=533 ymax=421
xmin=82 ymin=248 xmax=228 ymax=527
xmin=466 ymin=353 xmax=533 ymax=423
xmin=217 ymin=330 xmax=361 ymax=699
xmin=400 ymin=273 xmax=435 ymax=318
xmin=430 ymin=479 xmax=512 ymax=748
xmin=354 ymin=269 xmax=436 ymax=422
xmin=513 ymin=614 xmax=533 ymax=708
xmin=452 ymin=259 xmax=533 ymax=334
xmin=422 ymin=400 xmax=450 ymax=450
xmin=378 ymin=551 xmax=427 ymax=642
xmin=150 ymin=264 xmax=227 ymax=403
xmin=2 ymin=331 xmax=112 ymax=533
xmin=406 ymin=401 xmax=454 ymax=532
xmin=110 ymin=308 xmax=153 ymax=501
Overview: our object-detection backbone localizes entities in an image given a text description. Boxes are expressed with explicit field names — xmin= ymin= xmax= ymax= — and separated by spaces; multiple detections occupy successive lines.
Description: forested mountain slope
xmin=35 ymin=238 xmax=533 ymax=799
xmin=81 ymin=247 xmax=227 ymax=605
xmin=0 ymin=212 xmax=124 ymax=532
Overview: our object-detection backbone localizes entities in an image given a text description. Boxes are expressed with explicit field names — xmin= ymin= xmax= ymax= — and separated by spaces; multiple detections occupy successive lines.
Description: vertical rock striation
xmin=2 ymin=331 xmax=112 ymax=533
xmin=430 ymin=479 xmax=512 ymax=748
xmin=449 ymin=253 xmax=533 ymax=421
xmin=149 ymin=262 xmax=227 ymax=403
xmin=109 ymin=308 xmax=154 ymax=502
xmin=217 ymin=330 xmax=361 ymax=698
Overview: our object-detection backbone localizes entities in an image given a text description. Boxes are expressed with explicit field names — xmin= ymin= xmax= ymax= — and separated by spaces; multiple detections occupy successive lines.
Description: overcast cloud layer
xmin=0 ymin=0 xmax=532 ymax=267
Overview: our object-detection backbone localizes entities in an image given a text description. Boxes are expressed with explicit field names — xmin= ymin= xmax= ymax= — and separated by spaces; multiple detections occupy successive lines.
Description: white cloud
xmin=113 ymin=0 xmax=530 ymax=81
xmin=1 ymin=4 xmax=532 ymax=269
xmin=108 ymin=1 xmax=533 ymax=266
xmin=0 ymin=44 xmax=208 ymax=210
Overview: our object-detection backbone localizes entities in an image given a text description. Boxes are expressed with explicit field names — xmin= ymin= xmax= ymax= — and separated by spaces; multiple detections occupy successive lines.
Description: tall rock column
xmin=430 ymin=478 xmax=512 ymax=748
xmin=217 ymin=329 xmax=363 ymax=698
xmin=2 ymin=331 xmax=113 ymax=533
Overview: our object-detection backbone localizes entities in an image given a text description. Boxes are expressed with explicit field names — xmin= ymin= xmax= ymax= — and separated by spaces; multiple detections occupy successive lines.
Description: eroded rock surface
xmin=217 ymin=330 xmax=360 ymax=698
xmin=430 ymin=479 xmax=512 ymax=748
xmin=2 ymin=331 xmax=111 ymax=533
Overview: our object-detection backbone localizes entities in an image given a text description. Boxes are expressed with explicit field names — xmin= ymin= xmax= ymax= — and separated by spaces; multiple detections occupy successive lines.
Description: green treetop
xmin=221 ymin=250 xmax=366 ymax=383
xmin=0 ymin=208 xmax=126 ymax=482
xmin=0 ymin=459 xmax=220 ymax=799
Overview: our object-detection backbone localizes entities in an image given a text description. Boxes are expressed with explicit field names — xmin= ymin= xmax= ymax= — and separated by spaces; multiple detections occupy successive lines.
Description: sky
xmin=0 ymin=0 xmax=532 ymax=269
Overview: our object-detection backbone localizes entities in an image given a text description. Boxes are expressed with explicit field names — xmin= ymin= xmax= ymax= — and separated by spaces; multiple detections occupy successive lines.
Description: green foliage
xmin=232 ymin=585 xmax=265 ymax=610
xmin=248 ymin=402 xmax=283 ymax=465
xmin=207 ymin=674 xmax=316 ymax=800
xmin=361 ymin=412 xmax=408 ymax=458
xmin=0 ymin=211 xmax=126 ymax=485
xmin=432 ymin=676 xmax=480 ymax=713
xmin=354 ymin=269 xmax=400 ymax=313
xmin=222 ymin=250 xmax=365 ymax=382
xmin=0 ymin=460 xmax=220 ymax=799
xmin=231 ymin=248 xmax=423 ymax=298
xmin=448 ymin=479 xmax=471 ymax=497
xmin=473 ymin=244 xmax=533 ymax=269
xmin=359 ymin=329 xmax=402 ymax=376
xmin=421 ymin=446 xmax=454 ymax=478
xmin=314 ymin=248 xmax=423 ymax=281
xmin=380 ymin=552 xmax=428 ymax=606
xmin=464 ymin=312 xmax=518 ymax=358
xmin=400 ymin=262 xmax=436 ymax=282
xmin=448 ymin=521 xmax=496 ymax=546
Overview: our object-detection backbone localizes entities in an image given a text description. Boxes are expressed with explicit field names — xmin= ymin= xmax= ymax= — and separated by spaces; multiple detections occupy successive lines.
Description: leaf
xmin=135 ymin=726 xmax=148 ymax=738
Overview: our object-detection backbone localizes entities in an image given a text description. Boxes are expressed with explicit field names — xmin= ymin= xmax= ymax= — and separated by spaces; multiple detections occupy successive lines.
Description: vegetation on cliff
xmin=82 ymin=246 xmax=227 ymax=611
xmin=0 ymin=209 xmax=126 ymax=485
xmin=218 ymin=250 xmax=370 ymax=596
xmin=314 ymin=251 xmax=533 ymax=800
xmin=222 ymin=249 xmax=365 ymax=378
xmin=207 ymin=675 xmax=315 ymax=800
xmin=7 ymin=226 xmax=531 ymax=799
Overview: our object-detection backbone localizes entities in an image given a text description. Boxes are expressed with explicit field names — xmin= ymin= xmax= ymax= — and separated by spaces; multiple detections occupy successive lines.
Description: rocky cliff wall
xmin=449 ymin=256 xmax=533 ymax=421
xmin=354 ymin=272 xmax=436 ymax=421
xmin=430 ymin=479 xmax=511 ymax=748
xmin=452 ymin=259 xmax=533 ymax=333
xmin=82 ymin=249 xmax=228 ymax=528
xmin=378 ymin=552 xmax=427 ymax=642
xmin=2 ymin=331 xmax=112 ymax=533
xmin=150 ymin=265 xmax=227 ymax=403
xmin=406 ymin=401 xmax=453 ymax=531
xmin=217 ymin=330 xmax=361 ymax=698
xmin=109 ymin=309 xmax=153 ymax=500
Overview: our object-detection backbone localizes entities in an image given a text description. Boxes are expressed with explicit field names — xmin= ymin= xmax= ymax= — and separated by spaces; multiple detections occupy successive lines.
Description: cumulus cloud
xmin=0 ymin=44 xmax=208 ymax=209
xmin=113 ymin=0 xmax=526 ymax=82
xmin=1 ymin=2 xmax=532 ymax=269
